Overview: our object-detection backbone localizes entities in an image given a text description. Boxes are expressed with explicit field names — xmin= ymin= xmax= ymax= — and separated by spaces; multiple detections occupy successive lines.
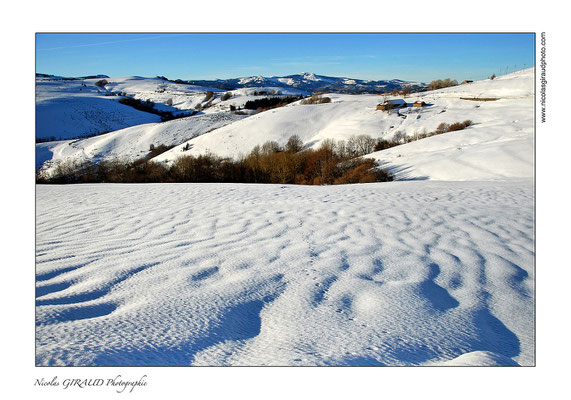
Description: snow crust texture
xmin=36 ymin=180 xmax=534 ymax=366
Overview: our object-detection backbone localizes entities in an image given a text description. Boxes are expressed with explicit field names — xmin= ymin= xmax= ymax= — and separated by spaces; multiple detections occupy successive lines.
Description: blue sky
xmin=36 ymin=33 xmax=535 ymax=83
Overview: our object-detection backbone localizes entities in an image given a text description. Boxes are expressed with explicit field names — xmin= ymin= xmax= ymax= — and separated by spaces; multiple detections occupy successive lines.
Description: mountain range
xmin=164 ymin=72 xmax=426 ymax=94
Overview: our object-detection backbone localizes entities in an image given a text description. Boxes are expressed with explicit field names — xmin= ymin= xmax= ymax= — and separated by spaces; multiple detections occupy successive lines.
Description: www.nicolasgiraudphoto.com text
xmin=540 ymin=32 xmax=546 ymax=123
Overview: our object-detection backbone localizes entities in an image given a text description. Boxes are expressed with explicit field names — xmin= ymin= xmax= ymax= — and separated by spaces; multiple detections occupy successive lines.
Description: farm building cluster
xmin=376 ymin=99 xmax=426 ymax=111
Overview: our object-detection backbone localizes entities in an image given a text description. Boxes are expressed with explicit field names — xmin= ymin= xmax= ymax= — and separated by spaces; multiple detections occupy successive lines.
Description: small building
xmin=413 ymin=101 xmax=426 ymax=108
xmin=376 ymin=98 xmax=406 ymax=111
xmin=461 ymin=80 xmax=473 ymax=85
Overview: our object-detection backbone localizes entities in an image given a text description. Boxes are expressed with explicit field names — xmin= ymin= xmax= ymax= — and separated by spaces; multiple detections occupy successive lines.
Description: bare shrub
xmin=335 ymin=140 xmax=348 ymax=158
xmin=171 ymin=153 xmax=220 ymax=182
xmin=393 ymin=130 xmax=406 ymax=143
xmin=261 ymin=141 xmax=282 ymax=154
xmin=373 ymin=139 xmax=394 ymax=152
xmin=448 ymin=122 xmax=465 ymax=132
xmin=434 ymin=123 xmax=449 ymax=135
xmin=269 ymin=151 xmax=300 ymax=184
xmin=354 ymin=135 xmax=377 ymax=156
xmin=285 ymin=135 xmax=303 ymax=153
xmin=345 ymin=136 xmax=358 ymax=157
xmin=334 ymin=158 xmax=393 ymax=184
xmin=300 ymin=94 xmax=332 ymax=105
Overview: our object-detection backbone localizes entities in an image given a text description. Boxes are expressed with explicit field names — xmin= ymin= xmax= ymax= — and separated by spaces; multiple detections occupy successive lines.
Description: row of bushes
xmin=37 ymin=137 xmax=393 ymax=185
xmin=251 ymin=89 xmax=283 ymax=96
xmin=427 ymin=78 xmax=458 ymax=91
xmin=324 ymin=120 xmax=472 ymax=157
xmin=377 ymin=120 xmax=473 ymax=148
xmin=244 ymin=96 xmax=303 ymax=111
xmin=36 ymin=136 xmax=57 ymax=143
xmin=230 ymin=138 xmax=392 ymax=185
xmin=118 ymin=97 xmax=194 ymax=122
xmin=37 ymin=158 xmax=170 ymax=184
xmin=444 ymin=120 xmax=473 ymax=132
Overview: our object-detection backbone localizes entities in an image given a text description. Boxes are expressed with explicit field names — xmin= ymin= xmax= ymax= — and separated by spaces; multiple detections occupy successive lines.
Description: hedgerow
xmin=37 ymin=136 xmax=393 ymax=185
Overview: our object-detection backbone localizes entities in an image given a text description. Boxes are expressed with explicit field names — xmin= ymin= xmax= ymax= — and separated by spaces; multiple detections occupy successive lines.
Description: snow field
xmin=36 ymin=180 xmax=534 ymax=366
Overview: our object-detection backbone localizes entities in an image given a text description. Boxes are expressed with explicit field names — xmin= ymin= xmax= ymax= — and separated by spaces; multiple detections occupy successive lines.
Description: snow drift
xmin=36 ymin=180 xmax=534 ymax=366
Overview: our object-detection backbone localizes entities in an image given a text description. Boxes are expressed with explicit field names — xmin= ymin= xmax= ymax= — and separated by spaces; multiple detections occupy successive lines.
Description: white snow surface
xmin=36 ymin=179 xmax=534 ymax=366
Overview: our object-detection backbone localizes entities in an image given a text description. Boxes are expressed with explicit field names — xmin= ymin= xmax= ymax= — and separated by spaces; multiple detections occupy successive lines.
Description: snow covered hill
xmin=154 ymin=93 xmax=389 ymax=162
xmin=36 ymin=112 xmax=247 ymax=169
xmin=155 ymin=68 xmax=534 ymax=182
xmin=368 ymin=69 xmax=534 ymax=181
xmin=36 ymin=77 xmax=162 ymax=140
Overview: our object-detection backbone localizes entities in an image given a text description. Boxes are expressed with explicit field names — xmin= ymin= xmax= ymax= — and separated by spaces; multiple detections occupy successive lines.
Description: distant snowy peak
xmin=276 ymin=77 xmax=296 ymax=86
xmin=300 ymin=72 xmax=319 ymax=81
xmin=186 ymin=73 xmax=426 ymax=94
xmin=238 ymin=75 xmax=266 ymax=85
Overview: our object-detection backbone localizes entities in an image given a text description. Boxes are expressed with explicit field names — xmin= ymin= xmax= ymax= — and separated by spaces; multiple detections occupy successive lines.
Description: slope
xmin=36 ymin=77 xmax=162 ymax=140
xmin=37 ymin=112 xmax=247 ymax=169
